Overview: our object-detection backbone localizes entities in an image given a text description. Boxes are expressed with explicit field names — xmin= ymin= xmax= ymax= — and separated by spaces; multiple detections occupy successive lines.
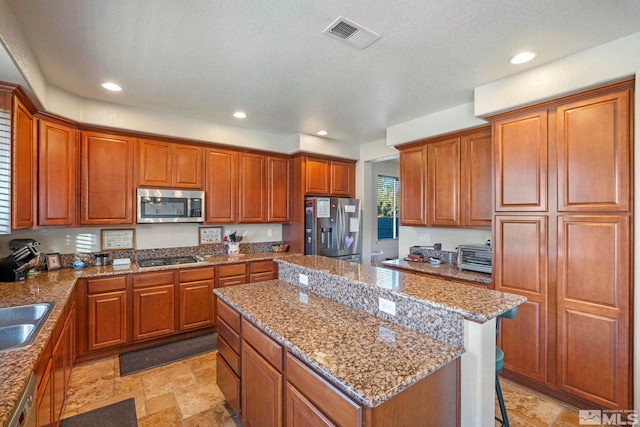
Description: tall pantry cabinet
xmin=492 ymin=80 xmax=633 ymax=409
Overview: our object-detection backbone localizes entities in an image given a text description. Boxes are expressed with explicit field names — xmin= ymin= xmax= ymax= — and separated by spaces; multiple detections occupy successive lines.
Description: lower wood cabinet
xmin=179 ymin=267 xmax=215 ymax=331
xmin=86 ymin=276 xmax=128 ymax=351
xmin=242 ymin=340 xmax=283 ymax=427
xmin=132 ymin=271 xmax=175 ymax=341
xmin=286 ymin=383 xmax=338 ymax=427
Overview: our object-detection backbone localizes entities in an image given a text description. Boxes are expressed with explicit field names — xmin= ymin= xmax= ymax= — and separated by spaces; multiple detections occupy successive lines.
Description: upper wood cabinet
xmin=493 ymin=110 xmax=548 ymax=212
xmin=461 ymin=130 xmax=492 ymax=227
xmin=205 ymin=147 xmax=238 ymax=223
xmin=12 ymin=95 xmax=37 ymax=229
xmin=239 ymin=152 xmax=267 ymax=223
xmin=398 ymin=126 xmax=491 ymax=228
xmin=399 ymin=145 xmax=427 ymax=226
xmin=304 ymin=156 xmax=356 ymax=197
xmin=267 ymin=156 xmax=291 ymax=223
xmin=80 ymin=131 xmax=135 ymax=225
xmin=137 ymin=139 xmax=203 ymax=189
xmin=38 ymin=117 xmax=78 ymax=227
xmin=556 ymin=89 xmax=631 ymax=212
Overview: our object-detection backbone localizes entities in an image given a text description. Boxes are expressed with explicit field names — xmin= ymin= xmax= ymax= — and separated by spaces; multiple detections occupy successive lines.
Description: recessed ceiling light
xmin=101 ymin=82 xmax=122 ymax=91
xmin=316 ymin=130 xmax=328 ymax=136
xmin=509 ymin=51 xmax=537 ymax=65
xmin=233 ymin=111 xmax=247 ymax=119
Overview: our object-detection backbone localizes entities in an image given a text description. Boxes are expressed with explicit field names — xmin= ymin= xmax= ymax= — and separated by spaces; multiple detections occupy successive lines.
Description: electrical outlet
xmin=299 ymin=292 xmax=309 ymax=304
xmin=268 ymin=228 xmax=273 ymax=237
xmin=378 ymin=297 xmax=396 ymax=316
xmin=419 ymin=233 xmax=431 ymax=243
xmin=299 ymin=274 xmax=309 ymax=286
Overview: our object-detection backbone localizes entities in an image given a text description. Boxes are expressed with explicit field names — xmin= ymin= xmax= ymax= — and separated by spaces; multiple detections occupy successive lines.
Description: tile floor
xmin=61 ymin=350 xmax=579 ymax=426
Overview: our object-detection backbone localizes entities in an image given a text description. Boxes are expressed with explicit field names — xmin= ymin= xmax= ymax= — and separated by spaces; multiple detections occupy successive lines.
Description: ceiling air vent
xmin=322 ymin=16 xmax=381 ymax=50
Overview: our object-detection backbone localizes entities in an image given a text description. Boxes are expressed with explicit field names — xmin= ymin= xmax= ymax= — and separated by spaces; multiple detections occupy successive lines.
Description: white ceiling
xmin=4 ymin=0 xmax=640 ymax=143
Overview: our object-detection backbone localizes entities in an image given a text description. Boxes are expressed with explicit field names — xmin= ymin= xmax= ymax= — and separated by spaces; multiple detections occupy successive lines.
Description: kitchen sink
xmin=0 ymin=302 xmax=55 ymax=352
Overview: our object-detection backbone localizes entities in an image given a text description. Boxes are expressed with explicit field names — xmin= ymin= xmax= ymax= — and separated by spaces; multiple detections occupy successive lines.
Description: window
xmin=377 ymin=175 xmax=399 ymax=240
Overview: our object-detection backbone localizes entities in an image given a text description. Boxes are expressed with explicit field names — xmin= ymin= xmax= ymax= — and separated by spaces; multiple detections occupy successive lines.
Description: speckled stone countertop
xmin=0 ymin=251 xmax=290 ymax=427
xmin=278 ymin=255 xmax=524 ymax=323
xmin=382 ymin=258 xmax=493 ymax=285
xmin=215 ymin=281 xmax=463 ymax=407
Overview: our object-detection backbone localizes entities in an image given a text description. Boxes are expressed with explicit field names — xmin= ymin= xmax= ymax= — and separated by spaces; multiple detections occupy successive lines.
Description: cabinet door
xmin=305 ymin=157 xmax=330 ymax=196
xmin=239 ymin=153 xmax=266 ymax=223
xmin=399 ymin=146 xmax=427 ymax=225
xmin=427 ymin=138 xmax=460 ymax=226
xmin=52 ymin=327 xmax=65 ymax=425
xmin=38 ymin=119 xmax=78 ymax=226
xmin=179 ymin=280 xmax=214 ymax=330
xmin=133 ymin=284 xmax=175 ymax=341
xmin=34 ymin=360 xmax=53 ymax=427
xmin=494 ymin=215 xmax=548 ymax=383
xmin=80 ymin=132 xmax=134 ymax=224
xmin=242 ymin=341 xmax=283 ymax=427
xmin=493 ymin=110 xmax=548 ymax=212
xmin=267 ymin=156 xmax=291 ymax=222
xmin=330 ymin=160 xmax=355 ymax=197
xmin=556 ymin=215 xmax=630 ymax=409
xmin=285 ymin=383 xmax=337 ymax=427
xmin=173 ymin=144 xmax=203 ymax=189
xmin=556 ymin=89 xmax=631 ymax=212
xmin=205 ymin=148 xmax=237 ymax=223
xmin=138 ymin=139 xmax=172 ymax=187
xmin=461 ymin=129 xmax=492 ymax=227
xmin=88 ymin=290 xmax=127 ymax=351
xmin=12 ymin=96 xmax=37 ymax=229
xmin=217 ymin=352 xmax=241 ymax=416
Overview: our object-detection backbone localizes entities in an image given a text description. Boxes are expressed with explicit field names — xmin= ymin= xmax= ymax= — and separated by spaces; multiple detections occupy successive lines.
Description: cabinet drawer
xmin=249 ymin=260 xmax=276 ymax=273
xmin=132 ymin=271 xmax=174 ymax=288
xmin=286 ymin=353 xmax=362 ymax=427
xmin=218 ymin=263 xmax=247 ymax=277
xmin=217 ymin=299 xmax=241 ymax=332
xmin=218 ymin=276 xmax=246 ymax=288
xmin=179 ymin=266 xmax=214 ymax=282
xmin=250 ymin=271 xmax=275 ymax=283
xmin=216 ymin=352 xmax=240 ymax=416
xmin=218 ymin=317 xmax=241 ymax=353
xmin=87 ymin=276 xmax=127 ymax=294
xmin=242 ymin=318 xmax=283 ymax=371
xmin=218 ymin=335 xmax=240 ymax=375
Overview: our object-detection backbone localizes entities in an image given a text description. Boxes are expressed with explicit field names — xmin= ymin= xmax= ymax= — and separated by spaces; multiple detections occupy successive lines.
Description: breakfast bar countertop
xmin=382 ymin=258 xmax=493 ymax=285
xmin=215 ymin=280 xmax=463 ymax=408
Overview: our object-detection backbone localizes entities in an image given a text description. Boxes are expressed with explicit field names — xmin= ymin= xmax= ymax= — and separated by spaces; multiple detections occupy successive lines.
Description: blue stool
xmin=496 ymin=307 xmax=517 ymax=427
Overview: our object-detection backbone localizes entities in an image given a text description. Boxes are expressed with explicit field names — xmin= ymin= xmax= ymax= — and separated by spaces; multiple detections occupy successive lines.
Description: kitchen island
xmin=216 ymin=255 xmax=525 ymax=426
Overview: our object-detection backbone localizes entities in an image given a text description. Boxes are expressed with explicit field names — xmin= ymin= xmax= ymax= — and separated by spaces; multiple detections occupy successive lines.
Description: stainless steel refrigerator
xmin=304 ymin=197 xmax=362 ymax=262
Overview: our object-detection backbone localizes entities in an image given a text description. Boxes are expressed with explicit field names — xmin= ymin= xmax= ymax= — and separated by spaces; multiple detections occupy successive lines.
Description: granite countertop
xmin=215 ymin=281 xmax=463 ymax=408
xmin=0 ymin=251 xmax=288 ymax=426
xmin=278 ymin=255 xmax=524 ymax=322
xmin=382 ymin=258 xmax=492 ymax=285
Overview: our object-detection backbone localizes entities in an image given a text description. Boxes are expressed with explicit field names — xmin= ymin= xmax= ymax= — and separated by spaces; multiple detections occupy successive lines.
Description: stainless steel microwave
xmin=137 ymin=188 xmax=205 ymax=223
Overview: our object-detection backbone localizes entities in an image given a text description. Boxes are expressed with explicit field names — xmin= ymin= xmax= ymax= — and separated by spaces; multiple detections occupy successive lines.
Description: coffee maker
xmin=0 ymin=239 xmax=41 ymax=282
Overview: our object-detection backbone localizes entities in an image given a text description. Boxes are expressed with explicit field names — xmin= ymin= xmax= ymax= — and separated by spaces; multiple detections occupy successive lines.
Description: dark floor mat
xmin=60 ymin=398 xmax=137 ymax=427
xmin=119 ymin=333 xmax=217 ymax=376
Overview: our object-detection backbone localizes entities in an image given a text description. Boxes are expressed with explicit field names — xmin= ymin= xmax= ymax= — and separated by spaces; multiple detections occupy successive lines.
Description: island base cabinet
xmin=286 ymin=383 xmax=338 ymax=427
xmin=242 ymin=342 xmax=283 ymax=427
xmin=217 ymin=352 xmax=241 ymax=416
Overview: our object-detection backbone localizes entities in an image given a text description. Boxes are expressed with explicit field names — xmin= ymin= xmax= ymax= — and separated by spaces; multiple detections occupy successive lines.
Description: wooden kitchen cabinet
xmin=330 ymin=160 xmax=355 ymax=197
xmin=38 ymin=117 xmax=78 ymax=226
xmin=399 ymin=145 xmax=427 ymax=226
xmin=249 ymin=260 xmax=277 ymax=282
xmin=179 ymin=267 xmax=215 ymax=331
xmin=491 ymin=80 xmax=633 ymax=410
xmin=461 ymin=129 xmax=492 ymax=227
xmin=80 ymin=131 xmax=135 ymax=225
xmin=239 ymin=152 xmax=267 ymax=223
xmin=205 ymin=147 xmax=238 ymax=223
xmin=268 ymin=156 xmax=291 ymax=223
xmin=305 ymin=157 xmax=331 ymax=195
xmin=427 ymin=137 xmax=460 ymax=226
xmin=132 ymin=271 xmax=175 ymax=341
xmin=285 ymin=383 xmax=338 ymax=427
xmin=137 ymin=138 xmax=203 ymax=189
xmin=218 ymin=263 xmax=248 ymax=288
xmin=11 ymin=94 xmax=37 ymax=230
xmin=86 ymin=276 xmax=128 ymax=351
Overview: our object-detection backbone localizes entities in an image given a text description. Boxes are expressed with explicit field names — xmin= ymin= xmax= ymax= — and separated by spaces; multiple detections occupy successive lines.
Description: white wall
xmin=0 ymin=223 xmax=282 ymax=257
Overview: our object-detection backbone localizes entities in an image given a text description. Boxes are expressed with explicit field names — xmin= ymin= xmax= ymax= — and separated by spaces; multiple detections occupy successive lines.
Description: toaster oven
xmin=457 ymin=244 xmax=492 ymax=274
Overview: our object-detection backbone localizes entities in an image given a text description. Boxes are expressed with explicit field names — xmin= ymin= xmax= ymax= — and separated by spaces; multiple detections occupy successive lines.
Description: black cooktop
xmin=137 ymin=256 xmax=199 ymax=268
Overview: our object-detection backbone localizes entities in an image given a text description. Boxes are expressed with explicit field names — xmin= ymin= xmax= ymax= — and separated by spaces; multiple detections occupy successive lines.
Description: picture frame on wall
xmin=101 ymin=228 xmax=136 ymax=251
xmin=199 ymin=226 xmax=223 ymax=245
xmin=45 ymin=253 xmax=61 ymax=270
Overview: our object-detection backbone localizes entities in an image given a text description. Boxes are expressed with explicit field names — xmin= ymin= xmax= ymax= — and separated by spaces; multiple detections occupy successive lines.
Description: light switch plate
xmin=299 ymin=273 xmax=309 ymax=286
xmin=378 ymin=297 xmax=396 ymax=316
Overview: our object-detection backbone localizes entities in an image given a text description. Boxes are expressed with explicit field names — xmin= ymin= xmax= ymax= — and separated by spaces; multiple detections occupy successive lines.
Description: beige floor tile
xmin=183 ymin=408 xmax=221 ymax=427
xmin=138 ymin=406 xmax=182 ymax=427
xmin=68 ymin=357 xmax=115 ymax=384
xmin=175 ymin=377 xmax=226 ymax=419
xmin=146 ymin=392 xmax=177 ymax=416
xmin=142 ymin=363 xmax=197 ymax=400
xmin=552 ymin=409 xmax=581 ymax=426
xmin=499 ymin=380 xmax=565 ymax=426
